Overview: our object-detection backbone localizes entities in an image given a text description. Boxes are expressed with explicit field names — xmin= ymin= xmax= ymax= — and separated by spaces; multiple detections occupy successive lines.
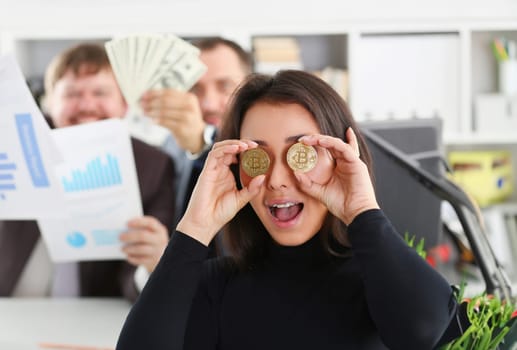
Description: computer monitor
xmin=360 ymin=118 xmax=444 ymax=248
xmin=359 ymin=118 xmax=511 ymax=297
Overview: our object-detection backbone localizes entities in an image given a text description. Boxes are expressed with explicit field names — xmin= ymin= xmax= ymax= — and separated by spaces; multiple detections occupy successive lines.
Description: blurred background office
xmin=2 ymin=0 xmax=517 ymax=289
xmin=1 ymin=0 xmax=517 ymax=347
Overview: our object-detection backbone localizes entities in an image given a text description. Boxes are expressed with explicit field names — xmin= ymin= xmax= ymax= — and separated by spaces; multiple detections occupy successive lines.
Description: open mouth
xmin=269 ymin=202 xmax=304 ymax=222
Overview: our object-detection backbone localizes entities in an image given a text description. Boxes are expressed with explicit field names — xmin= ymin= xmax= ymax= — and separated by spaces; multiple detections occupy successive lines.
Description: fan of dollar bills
xmin=104 ymin=34 xmax=207 ymax=145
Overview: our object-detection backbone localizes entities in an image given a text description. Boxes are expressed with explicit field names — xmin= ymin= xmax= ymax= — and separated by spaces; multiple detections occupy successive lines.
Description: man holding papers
xmin=0 ymin=43 xmax=176 ymax=301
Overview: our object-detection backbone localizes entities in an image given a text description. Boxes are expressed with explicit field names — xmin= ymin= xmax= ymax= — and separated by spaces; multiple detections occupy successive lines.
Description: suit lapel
xmin=0 ymin=220 xmax=40 ymax=296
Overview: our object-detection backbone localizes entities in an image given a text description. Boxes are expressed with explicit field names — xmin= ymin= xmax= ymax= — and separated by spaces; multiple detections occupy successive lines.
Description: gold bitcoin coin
xmin=287 ymin=143 xmax=318 ymax=172
xmin=241 ymin=148 xmax=270 ymax=177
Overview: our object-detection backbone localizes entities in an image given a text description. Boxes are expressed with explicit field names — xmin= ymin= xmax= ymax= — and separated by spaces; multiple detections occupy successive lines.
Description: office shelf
xmin=1 ymin=19 xmax=516 ymax=145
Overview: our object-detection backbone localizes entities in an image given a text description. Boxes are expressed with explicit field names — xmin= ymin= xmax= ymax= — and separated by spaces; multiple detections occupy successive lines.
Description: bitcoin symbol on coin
xmin=241 ymin=148 xmax=270 ymax=177
xmin=287 ymin=143 xmax=317 ymax=172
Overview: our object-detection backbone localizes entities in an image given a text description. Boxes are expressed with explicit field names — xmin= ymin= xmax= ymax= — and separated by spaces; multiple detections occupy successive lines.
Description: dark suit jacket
xmin=0 ymin=138 xmax=176 ymax=301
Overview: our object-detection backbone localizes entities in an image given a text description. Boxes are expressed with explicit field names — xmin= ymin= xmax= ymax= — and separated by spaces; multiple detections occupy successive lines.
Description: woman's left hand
xmin=295 ymin=127 xmax=379 ymax=225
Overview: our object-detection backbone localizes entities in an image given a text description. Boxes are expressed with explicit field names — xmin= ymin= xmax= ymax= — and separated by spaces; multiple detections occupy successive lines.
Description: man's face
xmin=191 ymin=44 xmax=248 ymax=129
xmin=48 ymin=67 xmax=127 ymax=128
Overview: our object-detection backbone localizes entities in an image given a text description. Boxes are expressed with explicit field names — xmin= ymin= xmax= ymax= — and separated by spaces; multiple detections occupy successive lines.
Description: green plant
xmin=440 ymin=291 xmax=514 ymax=350
xmin=404 ymin=232 xmax=427 ymax=259
xmin=404 ymin=233 xmax=516 ymax=350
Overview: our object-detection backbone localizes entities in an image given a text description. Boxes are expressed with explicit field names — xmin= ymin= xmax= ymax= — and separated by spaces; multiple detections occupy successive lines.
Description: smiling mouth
xmin=72 ymin=115 xmax=108 ymax=124
xmin=269 ymin=202 xmax=304 ymax=222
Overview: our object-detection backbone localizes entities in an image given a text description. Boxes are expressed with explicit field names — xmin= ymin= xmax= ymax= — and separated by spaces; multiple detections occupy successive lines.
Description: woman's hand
xmin=295 ymin=128 xmax=379 ymax=225
xmin=176 ymin=140 xmax=265 ymax=246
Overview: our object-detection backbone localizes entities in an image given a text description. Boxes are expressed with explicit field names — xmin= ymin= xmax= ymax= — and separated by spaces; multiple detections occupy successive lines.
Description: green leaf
xmin=488 ymin=326 xmax=509 ymax=349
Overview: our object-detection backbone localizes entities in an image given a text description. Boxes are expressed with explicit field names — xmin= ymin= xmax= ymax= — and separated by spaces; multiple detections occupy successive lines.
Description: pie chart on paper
xmin=66 ymin=231 xmax=87 ymax=248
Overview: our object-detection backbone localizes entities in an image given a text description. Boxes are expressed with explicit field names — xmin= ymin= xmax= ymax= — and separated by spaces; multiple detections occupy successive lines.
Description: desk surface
xmin=0 ymin=298 xmax=131 ymax=350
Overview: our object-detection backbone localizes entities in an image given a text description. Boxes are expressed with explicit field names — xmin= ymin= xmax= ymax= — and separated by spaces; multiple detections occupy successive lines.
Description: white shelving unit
xmin=3 ymin=21 xmax=516 ymax=144
xmin=1 ymin=5 xmax=516 ymax=187
xmin=3 ymin=21 xmax=516 ymax=193
xmin=248 ymin=22 xmax=517 ymax=146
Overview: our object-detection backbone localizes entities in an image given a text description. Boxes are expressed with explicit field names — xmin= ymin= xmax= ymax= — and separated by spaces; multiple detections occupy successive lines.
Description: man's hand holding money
xmin=140 ymin=89 xmax=206 ymax=155
xmin=105 ymin=34 xmax=207 ymax=147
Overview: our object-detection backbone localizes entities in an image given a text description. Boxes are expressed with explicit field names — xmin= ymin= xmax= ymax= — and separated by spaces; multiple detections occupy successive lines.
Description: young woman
xmin=117 ymin=70 xmax=461 ymax=350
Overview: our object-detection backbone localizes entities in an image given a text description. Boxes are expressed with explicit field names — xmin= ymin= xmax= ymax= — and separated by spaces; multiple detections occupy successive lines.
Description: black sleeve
xmin=182 ymin=257 xmax=223 ymax=350
xmin=348 ymin=209 xmax=459 ymax=349
xmin=116 ymin=231 xmax=209 ymax=350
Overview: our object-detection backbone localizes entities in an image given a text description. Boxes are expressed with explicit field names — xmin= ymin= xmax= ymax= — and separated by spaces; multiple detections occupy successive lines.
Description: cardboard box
xmin=448 ymin=150 xmax=514 ymax=207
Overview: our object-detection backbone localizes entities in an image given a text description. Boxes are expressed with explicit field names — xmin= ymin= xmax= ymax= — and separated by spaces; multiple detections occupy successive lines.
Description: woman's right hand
xmin=176 ymin=140 xmax=265 ymax=246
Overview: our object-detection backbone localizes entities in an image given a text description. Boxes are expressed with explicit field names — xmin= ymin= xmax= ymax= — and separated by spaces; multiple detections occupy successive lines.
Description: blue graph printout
xmin=38 ymin=119 xmax=141 ymax=262
xmin=0 ymin=54 xmax=63 ymax=219
xmin=15 ymin=113 xmax=50 ymax=187
xmin=1 ymin=114 xmax=52 ymax=200
xmin=61 ymin=154 xmax=122 ymax=192
xmin=0 ymin=153 xmax=16 ymax=194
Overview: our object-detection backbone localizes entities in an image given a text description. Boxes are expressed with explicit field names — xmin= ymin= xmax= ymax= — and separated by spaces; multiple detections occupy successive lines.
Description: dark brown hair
xmin=191 ymin=37 xmax=252 ymax=75
xmin=218 ymin=70 xmax=373 ymax=268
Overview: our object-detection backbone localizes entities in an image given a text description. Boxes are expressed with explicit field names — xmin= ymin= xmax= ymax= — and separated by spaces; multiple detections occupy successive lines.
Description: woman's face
xmin=239 ymin=102 xmax=334 ymax=246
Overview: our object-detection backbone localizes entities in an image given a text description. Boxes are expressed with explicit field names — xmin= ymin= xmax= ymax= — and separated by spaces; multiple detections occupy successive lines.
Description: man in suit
xmin=0 ymin=43 xmax=176 ymax=301
xmin=140 ymin=37 xmax=252 ymax=224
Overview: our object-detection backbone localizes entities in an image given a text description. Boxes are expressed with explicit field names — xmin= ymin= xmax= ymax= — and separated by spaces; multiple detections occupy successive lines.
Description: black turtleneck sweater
xmin=117 ymin=209 xmax=461 ymax=350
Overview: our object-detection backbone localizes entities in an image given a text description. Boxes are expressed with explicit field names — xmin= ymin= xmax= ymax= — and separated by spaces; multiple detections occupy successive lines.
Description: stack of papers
xmin=0 ymin=54 xmax=142 ymax=262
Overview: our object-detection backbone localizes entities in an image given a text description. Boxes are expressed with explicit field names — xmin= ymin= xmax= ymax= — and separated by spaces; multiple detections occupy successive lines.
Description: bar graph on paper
xmin=61 ymin=154 xmax=122 ymax=192
xmin=0 ymin=152 xmax=17 ymax=200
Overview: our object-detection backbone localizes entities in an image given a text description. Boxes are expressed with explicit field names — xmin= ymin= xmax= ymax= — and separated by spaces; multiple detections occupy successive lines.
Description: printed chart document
xmin=38 ymin=119 xmax=143 ymax=262
xmin=0 ymin=54 xmax=63 ymax=219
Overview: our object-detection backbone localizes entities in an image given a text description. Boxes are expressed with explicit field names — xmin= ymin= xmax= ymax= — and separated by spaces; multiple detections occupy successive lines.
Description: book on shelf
xmin=253 ymin=36 xmax=302 ymax=74
xmin=252 ymin=37 xmax=300 ymax=50
xmin=254 ymin=61 xmax=303 ymax=75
